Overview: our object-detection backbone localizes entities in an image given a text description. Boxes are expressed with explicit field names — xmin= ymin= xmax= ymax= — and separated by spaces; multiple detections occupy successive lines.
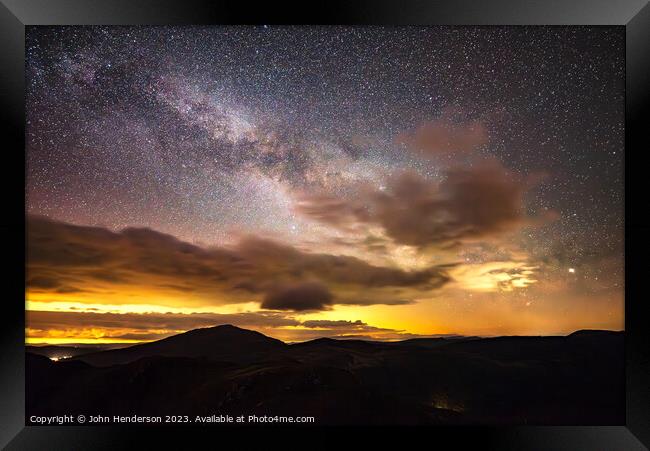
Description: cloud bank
xmin=27 ymin=215 xmax=450 ymax=310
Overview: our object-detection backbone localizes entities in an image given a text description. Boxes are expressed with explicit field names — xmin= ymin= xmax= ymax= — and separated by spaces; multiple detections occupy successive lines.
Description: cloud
xmin=294 ymin=160 xmax=541 ymax=249
xmin=261 ymin=281 xmax=334 ymax=311
xmin=301 ymin=319 xmax=367 ymax=329
xmin=396 ymin=112 xmax=488 ymax=158
xmin=26 ymin=310 xmax=426 ymax=343
xmin=27 ymin=216 xmax=450 ymax=310
xmin=235 ymin=236 xmax=444 ymax=289
xmin=375 ymin=163 xmax=525 ymax=247
xmin=27 ymin=276 xmax=60 ymax=289
xmin=291 ymin=194 xmax=363 ymax=229
xmin=450 ymin=261 xmax=538 ymax=292
xmin=27 ymin=310 xmax=299 ymax=332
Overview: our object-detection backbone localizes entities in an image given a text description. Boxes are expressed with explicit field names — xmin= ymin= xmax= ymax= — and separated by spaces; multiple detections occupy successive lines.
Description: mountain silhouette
xmin=27 ymin=326 xmax=624 ymax=425
xmin=72 ymin=324 xmax=286 ymax=367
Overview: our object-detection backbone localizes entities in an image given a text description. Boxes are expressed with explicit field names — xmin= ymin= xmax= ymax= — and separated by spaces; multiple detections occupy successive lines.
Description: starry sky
xmin=25 ymin=26 xmax=624 ymax=344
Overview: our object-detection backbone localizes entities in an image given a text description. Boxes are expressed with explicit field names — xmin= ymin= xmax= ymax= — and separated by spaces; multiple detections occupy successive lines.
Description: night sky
xmin=25 ymin=26 xmax=624 ymax=344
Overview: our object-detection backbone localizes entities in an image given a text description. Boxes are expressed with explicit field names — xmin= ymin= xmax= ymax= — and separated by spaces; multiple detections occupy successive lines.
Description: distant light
xmin=49 ymin=355 xmax=71 ymax=362
xmin=568 ymin=268 xmax=575 ymax=273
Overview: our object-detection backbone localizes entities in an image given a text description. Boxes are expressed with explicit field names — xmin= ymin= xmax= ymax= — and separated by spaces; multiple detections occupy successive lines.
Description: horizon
xmin=26 ymin=26 xmax=624 ymax=345
xmin=25 ymin=323 xmax=625 ymax=348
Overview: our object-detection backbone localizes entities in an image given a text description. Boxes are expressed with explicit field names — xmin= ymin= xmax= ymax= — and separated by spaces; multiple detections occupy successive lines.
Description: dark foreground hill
xmin=68 ymin=324 xmax=286 ymax=366
xmin=26 ymin=325 xmax=624 ymax=425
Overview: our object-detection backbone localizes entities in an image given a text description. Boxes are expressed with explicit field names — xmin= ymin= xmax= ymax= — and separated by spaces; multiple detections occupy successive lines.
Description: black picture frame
xmin=1 ymin=0 xmax=648 ymax=448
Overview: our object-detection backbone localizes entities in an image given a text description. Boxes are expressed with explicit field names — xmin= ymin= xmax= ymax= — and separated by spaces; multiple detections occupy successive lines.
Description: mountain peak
xmin=176 ymin=324 xmax=278 ymax=340
xmin=74 ymin=324 xmax=286 ymax=367
xmin=187 ymin=324 xmax=246 ymax=333
xmin=209 ymin=324 xmax=239 ymax=330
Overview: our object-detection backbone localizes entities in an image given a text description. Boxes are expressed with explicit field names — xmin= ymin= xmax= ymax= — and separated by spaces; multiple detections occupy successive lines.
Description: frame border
xmin=1 ymin=1 xmax=648 ymax=448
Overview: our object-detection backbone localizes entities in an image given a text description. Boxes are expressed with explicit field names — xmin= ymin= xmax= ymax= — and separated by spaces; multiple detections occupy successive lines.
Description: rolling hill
xmin=27 ymin=325 xmax=624 ymax=425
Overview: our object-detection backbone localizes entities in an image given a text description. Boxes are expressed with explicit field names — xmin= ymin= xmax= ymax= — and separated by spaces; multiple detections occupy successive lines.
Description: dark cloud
xmin=295 ymin=161 xmax=542 ymax=249
xmin=27 ymin=310 xmax=299 ymax=331
xmin=27 ymin=273 xmax=85 ymax=294
xmin=27 ymin=276 xmax=60 ymax=289
xmin=262 ymin=281 xmax=333 ymax=311
xmin=87 ymin=269 xmax=129 ymax=283
xmin=236 ymin=236 xmax=445 ymax=289
xmin=27 ymin=215 xmax=450 ymax=309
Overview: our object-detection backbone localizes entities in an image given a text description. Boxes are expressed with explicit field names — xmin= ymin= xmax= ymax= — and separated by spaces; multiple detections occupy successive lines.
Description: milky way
xmin=25 ymin=26 xmax=624 ymax=342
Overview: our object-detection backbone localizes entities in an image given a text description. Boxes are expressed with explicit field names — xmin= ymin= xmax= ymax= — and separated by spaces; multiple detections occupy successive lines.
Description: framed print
xmin=1 ymin=0 xmax=649 ymax=449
